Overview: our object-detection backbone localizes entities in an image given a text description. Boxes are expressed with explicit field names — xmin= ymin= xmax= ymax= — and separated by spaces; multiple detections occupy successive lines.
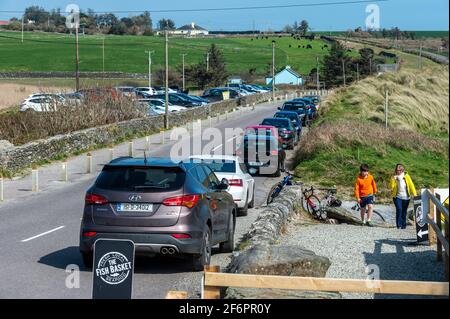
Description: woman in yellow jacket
xmin=389 ymin=164 xmax=417 ymax=229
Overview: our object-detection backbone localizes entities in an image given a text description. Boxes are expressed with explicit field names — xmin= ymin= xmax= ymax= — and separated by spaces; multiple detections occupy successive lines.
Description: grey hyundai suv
xmin=79 ymin=157 xmax=236 ymax=271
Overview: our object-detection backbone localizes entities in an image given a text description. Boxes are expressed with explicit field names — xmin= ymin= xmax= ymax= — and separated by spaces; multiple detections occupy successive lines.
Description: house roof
xmin=177 ymin=22 xmax=207 ymax=31
xmin=279 ymin=65 xmax=302 ymax=78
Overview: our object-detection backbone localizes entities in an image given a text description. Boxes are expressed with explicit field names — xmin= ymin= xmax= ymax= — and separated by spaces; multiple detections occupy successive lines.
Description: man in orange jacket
xmin=354 ymin=164 xmax=378 ymax=226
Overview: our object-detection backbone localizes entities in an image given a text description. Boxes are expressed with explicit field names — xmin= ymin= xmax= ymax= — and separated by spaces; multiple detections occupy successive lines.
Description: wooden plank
xmin=428 ymin=188 xmax=437 ymax=246
xmin=204 ymin=273 xmax=449 ymax=296
xmin=445 ymin=220 xmax=449 ymax=281
xmin=427 ymin=215 xmax=449 ymax=255
xmin=203 ymin=265 xmax=221 ymax=299
xmin=436 ymin=194 xmax=443 ymax=262
xmin=427 ymin=190 xmax=449 ymax=220
xmin=165 ymin=291 xmax=188 ymax=299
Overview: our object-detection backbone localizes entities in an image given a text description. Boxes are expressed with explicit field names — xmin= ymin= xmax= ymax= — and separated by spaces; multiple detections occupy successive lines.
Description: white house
xmin=171 ymin=22 xmax=209 ymax=36
xmin=266 ymin=65 xmax=304 ymax=86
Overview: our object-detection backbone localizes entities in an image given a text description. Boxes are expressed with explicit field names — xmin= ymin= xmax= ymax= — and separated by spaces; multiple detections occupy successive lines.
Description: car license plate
xmin=117 ymin=203 xmax=153 ymax=212
xmin=249 ymin=162 xmax=263 ymax=166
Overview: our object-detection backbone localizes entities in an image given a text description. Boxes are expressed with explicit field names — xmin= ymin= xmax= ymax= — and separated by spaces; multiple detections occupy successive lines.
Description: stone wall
xmin=0 ymin=91 xmax=291 ymax=174
xmin=0 ymin=71 xmax=148 ymax=79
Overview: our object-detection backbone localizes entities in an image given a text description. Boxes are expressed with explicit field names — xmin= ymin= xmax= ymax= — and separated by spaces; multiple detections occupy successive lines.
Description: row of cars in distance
xmin=78 ymin=95 xmax=322 ymax=271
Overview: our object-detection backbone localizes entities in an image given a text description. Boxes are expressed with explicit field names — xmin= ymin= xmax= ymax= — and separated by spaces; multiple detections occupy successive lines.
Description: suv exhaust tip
xmin=160 ymin=247 xmax=169 ymax=254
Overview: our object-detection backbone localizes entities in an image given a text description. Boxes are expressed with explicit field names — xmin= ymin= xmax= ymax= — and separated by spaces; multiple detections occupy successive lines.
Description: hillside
xmin=0 ymin=31 xmax=332 ymax=76
xmin=294 ymin=65 xmax=449 ymax=201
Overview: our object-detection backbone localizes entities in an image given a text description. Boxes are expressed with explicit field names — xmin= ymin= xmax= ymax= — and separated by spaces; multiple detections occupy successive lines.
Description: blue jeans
xmin=393 ymin=197 xmax=410 ymax=229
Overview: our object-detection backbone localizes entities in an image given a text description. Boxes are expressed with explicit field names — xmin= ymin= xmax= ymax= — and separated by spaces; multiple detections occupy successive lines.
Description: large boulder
xmin=325 ymin=206 xmax=394 ymax=228
xmin=225 ymin=245 xmax=341 ymax=299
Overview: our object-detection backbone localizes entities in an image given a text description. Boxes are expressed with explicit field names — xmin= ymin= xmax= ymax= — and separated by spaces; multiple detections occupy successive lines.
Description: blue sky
xmin=0 ymin=0 xmax=448 ymax=31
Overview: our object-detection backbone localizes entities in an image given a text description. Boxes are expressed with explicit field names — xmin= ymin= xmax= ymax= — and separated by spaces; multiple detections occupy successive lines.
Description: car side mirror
xmin=217 ymin=178 xmax=229 ymax=190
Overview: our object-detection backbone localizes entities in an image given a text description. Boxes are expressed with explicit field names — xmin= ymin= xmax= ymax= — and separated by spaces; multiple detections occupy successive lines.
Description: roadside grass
xmin=295 ymin=65 xmax=449 ymax=201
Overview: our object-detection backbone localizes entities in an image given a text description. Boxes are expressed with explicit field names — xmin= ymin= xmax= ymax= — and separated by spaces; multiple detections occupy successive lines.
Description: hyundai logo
xmin=128 ymin=195 xmax=142 ymax=202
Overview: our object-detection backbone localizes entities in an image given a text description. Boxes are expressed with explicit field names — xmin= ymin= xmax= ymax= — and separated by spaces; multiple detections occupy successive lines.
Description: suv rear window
xmin=201 ymin=160 xmax=236 ymax=173
xmin=95 ymin=166 xmax=185 ymax=192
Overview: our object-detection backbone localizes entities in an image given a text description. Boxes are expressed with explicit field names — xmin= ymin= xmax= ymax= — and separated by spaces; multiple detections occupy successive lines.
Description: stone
xmin=325 ymin=206 xmax=394 ymax=228
xmin=227 ymin=245 xmax=331 ymax=277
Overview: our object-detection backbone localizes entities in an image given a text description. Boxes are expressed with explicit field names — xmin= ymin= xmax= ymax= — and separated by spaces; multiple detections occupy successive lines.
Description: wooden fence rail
xmin=166 ymin=266 xmax=449 ymax=299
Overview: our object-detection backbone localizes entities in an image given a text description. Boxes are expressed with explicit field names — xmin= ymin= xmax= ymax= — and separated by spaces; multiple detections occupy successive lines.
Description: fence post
xmin=203 ymin=265 xmax=221 ymax=299
xmin=128 ymin=141 xmax=134 ymax=157
xmin=208 ymin=116 xmax=212 ymax=128
xmin=0 ymin=175 xmax=3 ymax=202
xmin=32 ymin=167 xmax=39 ymax=192
xmin=225 ymin=111 xmax=228 ymax=120
xmin=160 ymin=131 xmax=165 ymax=144
xmin=86 ymin=153 xmax=93 ymax=174
xmin=252 ymin=103 xmax=255 ymax=111
xmin=436 ymin=194 xmax=443 ymax=262
xmin=61 ymin=161 xmax=68 ymax=182
xmin=384 ymin=89 xmax=389 ymax=129
xmin=428 ymin=189 xmax=437 ymax=246
xmin=145 ymin=136 xmax=150 ymax=151
xmin=445 ymin=217 xmax=449 ymax=280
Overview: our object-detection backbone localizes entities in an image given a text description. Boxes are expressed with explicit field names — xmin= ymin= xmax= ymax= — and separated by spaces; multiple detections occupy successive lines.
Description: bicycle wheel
xmin=372 ymin=210 xmax=386 ymax=222
xmin=306 ymin=195 xmax=321 ymax=218
xmin=267 ymin=184 xmax=281 ymax=205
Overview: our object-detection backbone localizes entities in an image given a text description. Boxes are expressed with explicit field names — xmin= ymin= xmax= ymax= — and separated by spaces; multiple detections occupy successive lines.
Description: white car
xmin=154 ymin=86 xmax=178 ymax=95
xmin=134 ymin=87 xmax=157 ymax=96
xmin=136 ymin=98 xmax=187 ymax=114
xmin=20 ymin=95 xmax=65 ymax=112
xmin=189 ymin=155 xmax=255 ymax=216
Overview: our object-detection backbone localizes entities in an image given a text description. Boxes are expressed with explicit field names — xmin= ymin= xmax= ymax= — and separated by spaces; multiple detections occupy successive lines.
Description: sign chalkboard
xmin=92 ymin=239 xmax=135 ymax=299
xmin=413 ymin=196 xmax=429 ymax=243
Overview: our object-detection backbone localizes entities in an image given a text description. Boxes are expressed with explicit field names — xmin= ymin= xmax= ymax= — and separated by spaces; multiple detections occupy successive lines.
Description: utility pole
xmin=356 ymin=63 xmax=360 ymax=82
xmin=272 ymin=40 xmax=276 ymax=101
xmin=102 ymin=38 xmax=105 ymax=74
xmin=384 ymin=89 xmax=389 ymax=129
xmin=316 ymin=56 xmax=320 ymax=91
xmin=206 ymin=52 xmax=210 ymax=72
xmin=181 ymin=53 xmax=187 ymax=92
xmin=369 ymin=58 xmax=372 ymax=74
xmin=21 ymin=17 xmax=24 ymax=43
xmin=75 ymin=24 xmax=80 ymax=92
xmin=342 ymin=59 xmax=346 ymax=86
xmin=164 ymin=28 xmax=169 ymax=129
xmin=418 ymin=42 xmax=423 ymax=70
xmin=145 ymin=50 xmax=155 ymax=88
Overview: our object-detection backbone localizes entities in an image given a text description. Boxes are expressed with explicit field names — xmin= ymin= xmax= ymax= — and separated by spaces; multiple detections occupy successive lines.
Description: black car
xmin=202 ymin=88 xmax=242 ymax=103
xmin=260 ymin=118 xmax=297 ymax=150
xmin=236 ymin=135 xmax=286 ymax=177
xmin=278 ymin=101 xmax=309 ymax=126
xmin=153 ymin=93 xmax=202 ymax=107
xmin=273 ymin=111 xmax=303 ymax=139
xmin=79 ymin=157 xmax=236 ymax=271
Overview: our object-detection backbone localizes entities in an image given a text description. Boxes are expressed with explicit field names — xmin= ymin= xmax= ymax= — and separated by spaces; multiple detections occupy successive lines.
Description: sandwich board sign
xmin=414 ymin=196 xmax=429 ymax=243
xmin=92 ymin=239 xmax=135 ymax=299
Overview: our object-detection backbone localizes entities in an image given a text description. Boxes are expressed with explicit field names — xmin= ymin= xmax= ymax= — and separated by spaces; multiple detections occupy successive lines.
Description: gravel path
xmin=284 ymin=205 xmax=446 ymax=299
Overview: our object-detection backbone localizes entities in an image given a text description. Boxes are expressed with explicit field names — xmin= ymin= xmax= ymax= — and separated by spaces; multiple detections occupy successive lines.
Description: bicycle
xmin=266 ymin=172 xmax=301 ymax=205
xmin=351 ymin=202 xmax=386 ymax=222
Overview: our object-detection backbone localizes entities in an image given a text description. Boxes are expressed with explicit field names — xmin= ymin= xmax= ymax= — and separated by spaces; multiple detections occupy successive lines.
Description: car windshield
xmin=243 ymin=137 xmax=277 ymax=151
xmin=196 ymin=159 xmax=236 ymax=173
xmin=261 ymin=118 xmax=289 ymax=128
xmin=275 ymin=114 xmax=297 ymax=122
xmin=283 ymin=103 xmax=305 ymax=111
xmin=95 ymin=166 xmax=185 ymax=192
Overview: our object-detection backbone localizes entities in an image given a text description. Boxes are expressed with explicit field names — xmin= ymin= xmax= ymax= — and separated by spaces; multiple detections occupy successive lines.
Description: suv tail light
xmin=271 ymin=150 xmax=279 ymax=156
xmin=228 ymin=179 xmax=243 ymax=187
xmin=85 ymin=194 xmax=108 ymax=205
xmin=83 ymin=231 xmax=97 ymax=237
xmin=171 ymin=233 xmax=191 ymax=239
xmin=163 ymin=194 xmax=200 ymax=209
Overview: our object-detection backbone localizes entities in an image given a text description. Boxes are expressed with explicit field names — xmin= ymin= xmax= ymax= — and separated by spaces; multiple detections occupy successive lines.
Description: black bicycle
xmin=351 ymin=202 xmax=386 ymax=222
xmin=266 ymin=172 xmax=301 ymax=205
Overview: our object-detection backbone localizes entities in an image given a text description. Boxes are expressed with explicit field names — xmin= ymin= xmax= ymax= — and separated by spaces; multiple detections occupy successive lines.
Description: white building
xmin=171 ymin=22 xmax=209 ymax=36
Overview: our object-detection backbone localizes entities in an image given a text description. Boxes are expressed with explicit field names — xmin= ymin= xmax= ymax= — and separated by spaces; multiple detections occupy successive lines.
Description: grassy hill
xmin=294 ymin=64 xmax=449 ymax=201
xmin=0 ymin=31 xmax=332 ymax=76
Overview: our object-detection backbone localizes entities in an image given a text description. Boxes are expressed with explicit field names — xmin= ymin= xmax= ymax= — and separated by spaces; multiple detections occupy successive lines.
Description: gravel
xmin=283 ymin=203 xmax=446 ymax=299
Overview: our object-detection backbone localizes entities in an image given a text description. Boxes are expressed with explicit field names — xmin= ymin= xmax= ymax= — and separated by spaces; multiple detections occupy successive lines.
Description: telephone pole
xmin=418 ymin=42 xmax=423 ymax=70
xmin=102 ymin=38 xmax=105 ymax=74
xmin=316 ymin=56 xmax=320 ymax=91
xmin=356 ymin=63 xmax=360 ymax=82
xmin=181 ymin=53 xmax=187 ymax=92
xmin=272 ymin=40 xmax=276 ymax=101
xmin=206 ymin=52 xmax=210 ymax=72
xmin=21 ymin=17 xmax=24 ymax=43
xmin=145 ymin=50 xmax=155 ymax=88
xmin=342 ymin=59 xmax=346 ymax=86
xmin=164 ymin=29 xmax=169 ymax=129
xmin=75 ymin=24 xmax=80 ymax=92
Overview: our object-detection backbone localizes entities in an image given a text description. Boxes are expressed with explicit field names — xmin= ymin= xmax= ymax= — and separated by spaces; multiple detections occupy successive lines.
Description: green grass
xmin=0 ymin=31 xmax=331 ymax=76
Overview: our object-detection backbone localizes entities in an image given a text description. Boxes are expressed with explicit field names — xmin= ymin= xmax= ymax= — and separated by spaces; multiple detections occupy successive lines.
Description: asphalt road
xmin=0 ymin=100 xmax=294 ymax=299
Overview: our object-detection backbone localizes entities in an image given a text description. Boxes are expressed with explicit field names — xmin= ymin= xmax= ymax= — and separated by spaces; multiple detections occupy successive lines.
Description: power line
xmin=0 ymin=0 xmax=389 ymax=14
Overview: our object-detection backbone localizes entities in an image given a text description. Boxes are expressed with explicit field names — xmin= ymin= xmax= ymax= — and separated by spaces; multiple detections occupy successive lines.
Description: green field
xmin=0 ymin=31 xmax=334 ymax=76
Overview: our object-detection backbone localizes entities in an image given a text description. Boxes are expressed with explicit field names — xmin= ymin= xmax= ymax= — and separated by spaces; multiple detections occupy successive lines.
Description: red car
xmin=243 ymin=125 xmax=281 ymax=143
